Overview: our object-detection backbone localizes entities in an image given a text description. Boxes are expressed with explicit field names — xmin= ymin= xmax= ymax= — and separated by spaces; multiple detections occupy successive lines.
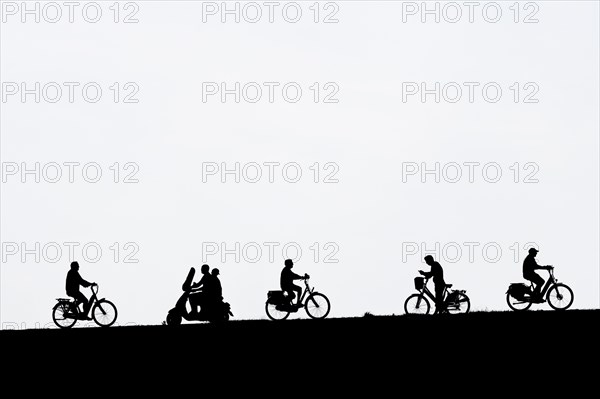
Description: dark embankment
xmin=3 ymin=310 xmax=598 ymax=390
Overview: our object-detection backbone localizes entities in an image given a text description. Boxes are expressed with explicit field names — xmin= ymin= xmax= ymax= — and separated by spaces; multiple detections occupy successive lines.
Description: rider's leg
xmin=188 ymin=293 xmax=200 ymax=315
xmin=198 ymin=293 xmax=207 ymax=316
xmin=74 ymin=292 xmax=90 ymax=318
xmin=434 ymin=284 xmax=445 ymax=314
xmin=283 ymin=288 xmax=295 ymax=305
xmin=528 ymin=273 xmax=545 ymax=299
xmin=293 ymin=285 xmax=303 ymax=305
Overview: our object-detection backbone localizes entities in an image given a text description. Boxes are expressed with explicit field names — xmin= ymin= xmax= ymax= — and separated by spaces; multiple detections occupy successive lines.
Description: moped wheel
xmin=305 ymin=293 xmax=331 ymax=319
xmin=265 ymin=302 xmax=290 ymax=321
xmin=52 ymin=303 xmax=77 ymax=329
xmin=446 ymin=293 xmax=470 ymax=314
xmin=547 ymin=283 xmax=574 ymax=311
xmin=506 ymin=293 xmax=532 ymax=311
xmin=92 ymin=300 xmax=118 ymax=327
xmin=166 ymin=312 xmax=182 ymax=326
xmin=404 ymin=294 xmax=431 ymax=315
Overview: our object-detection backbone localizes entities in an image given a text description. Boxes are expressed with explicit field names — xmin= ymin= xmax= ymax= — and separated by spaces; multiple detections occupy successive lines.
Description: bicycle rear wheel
xmin=506 ymin=293 xmax=532 ymax=311
xmin=265 ymin=302 xmax=290 ymax=320
xmin=446 ymin=293 xmax=470 ymax=314
xmin=305 ymin=293 xmax=331 ymax=319
xmin=92 ymin=299 xmax=118 ymax=327
xmin=547 ymin=283 xmax=574 ymax=311
xmin=404 ymin=294 xmax=431 ymax=315
xmin=52 ymin=302 xmax=77 ymax=329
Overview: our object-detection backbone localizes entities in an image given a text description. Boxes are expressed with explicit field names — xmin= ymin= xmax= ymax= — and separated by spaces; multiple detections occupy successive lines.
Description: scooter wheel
xmin=166 ymin=312 xmax=182 ymax=326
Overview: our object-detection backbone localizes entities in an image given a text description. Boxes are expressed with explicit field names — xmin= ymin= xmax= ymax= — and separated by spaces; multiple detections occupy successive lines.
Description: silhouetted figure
xmin=212 ymin=268 xmax=223 ymax=301
xmin=165 ymin=267 xmax=233 ymax=325
xmin=419 ymin=255 xmax=445 ymax=314
xmin=66 ymin=261 xmax=94 ymax=320
xmin=280 ymin=259 xmax=305 ymax=306
xmin=190 ymin=264 xmax=214 ymax=316
xmin=523 ymin=248 xmax=551 ymax=302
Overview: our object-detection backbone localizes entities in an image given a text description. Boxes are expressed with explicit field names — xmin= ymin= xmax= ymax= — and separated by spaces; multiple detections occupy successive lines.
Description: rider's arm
xmin=292 ymin=272 xmax=303 ymax=280
xmin=419 ymin=270 xmax=432 ymax=278
xmin=532 ymin=259 xmax=548 ymax=271
xmin=192 ymin=275 xmax=208 ymax=290
xmin=78 ymin=273 xmax=92 ymax=288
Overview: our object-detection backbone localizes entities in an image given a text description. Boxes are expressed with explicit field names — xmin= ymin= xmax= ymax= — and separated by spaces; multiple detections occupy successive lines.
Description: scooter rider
xmin=165 ymin=266 xmax=233 ymax=325
xmin=189 ymin=264 xmax=215 ymax=316
xmin=212 ymin=268 xmax=223 ymax=301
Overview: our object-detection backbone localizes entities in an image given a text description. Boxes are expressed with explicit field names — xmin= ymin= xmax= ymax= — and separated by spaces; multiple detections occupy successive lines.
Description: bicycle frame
xmin=68 ymin=285 xmax=101 ymax=317
xmin=283 ymin=279 xmax=316 ymax=306
xmin=416 ymin=277 xmax=449 ymax=303
xmin=540 ymin=269 xmax=558 ymax=297
xmin=298 ymin=279 xmax=315 ymax=305
xmin=524 ymin=268 xmax=558 ymax=300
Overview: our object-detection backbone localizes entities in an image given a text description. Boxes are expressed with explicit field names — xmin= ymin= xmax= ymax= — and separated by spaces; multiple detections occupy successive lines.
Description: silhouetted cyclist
xmin=280 ymin=259 xmax=306 ymax=306
xmin=419 ymin=255 xmax=446 ymax=314
xmin=66 ymin=261 xmax=95 ymax=320
xmin=523 ymin=248 xmax=551 ymax=302
xmin=190 ymin=264 xmax=215 ymax=316
xmin=212 ymin=268 xmax=223 ymax=302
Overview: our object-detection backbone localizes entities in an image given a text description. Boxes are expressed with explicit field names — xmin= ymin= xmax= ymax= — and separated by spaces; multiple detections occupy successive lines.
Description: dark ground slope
xmin=2 ymin=310 xmax=598 ymax=391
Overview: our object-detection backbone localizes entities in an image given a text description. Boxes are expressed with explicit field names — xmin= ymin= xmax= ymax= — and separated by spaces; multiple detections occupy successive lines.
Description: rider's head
xmin=284 ymin=259 xmax=293 ymax=268
xmin=528 ymin=248 xmax=539 ymax=256
xmin=211 ymin=268 xmax=220 ymax=276
xmin=201 ymin=264 xmax=210 ymax=274
xmin=424 ymin=255 xmax=434 ymax=265
xmin=70 ymin=261 xmax=79 ymax=271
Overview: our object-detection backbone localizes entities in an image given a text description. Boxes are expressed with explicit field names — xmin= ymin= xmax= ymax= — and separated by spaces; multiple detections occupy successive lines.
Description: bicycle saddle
xmin=445 ymin=284 xmax=453 ymax=288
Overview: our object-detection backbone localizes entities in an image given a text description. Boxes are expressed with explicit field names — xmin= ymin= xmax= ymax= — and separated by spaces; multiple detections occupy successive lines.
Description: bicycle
xmin=506 ymin=266 xmax=574 ymax=311
xmin=52 ymin=284 xmax=118 ymax=328
xmin=265 ymin=275 xmax=331 ymax=320
xmin=404 ymin=276 xmax=470 ymax=315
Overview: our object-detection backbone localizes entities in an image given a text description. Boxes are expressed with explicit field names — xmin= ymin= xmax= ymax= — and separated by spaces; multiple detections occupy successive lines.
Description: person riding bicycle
xmin=523 ymin=248 xmax=552 ymax=302
xmin=419 ymin=255 xmax=445 ymax=314
xmin=211 ymin=268 xmax=223 ymax=302
xmin=190 ymin=264 xmax=215 ymax=316
xmin=65 ymin=261 xmax=95 ymax=320
xmin=280 ymin=259 xmax=306 ymax=307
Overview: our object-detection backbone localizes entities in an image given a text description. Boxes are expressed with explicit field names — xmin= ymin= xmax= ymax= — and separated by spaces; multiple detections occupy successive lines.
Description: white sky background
xmin=1 ymin=1 xmax=598 ymax=328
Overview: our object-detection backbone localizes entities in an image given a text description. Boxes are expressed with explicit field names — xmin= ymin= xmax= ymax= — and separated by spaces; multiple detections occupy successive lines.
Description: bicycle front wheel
xmin=547 ymin=283 xmax=574 ymax=311
xmin=52 ymin=303 xmax=77 ymax=329
xmin=305 ymin=293 xmax=331 ymax=319
xmin=404 ymin=294 xmax=431 ymax=315
xmin=265 ymin=302 xmax=290 ymax=321
xmin=92 ymin=300 xmax=118 ymax=327
xmin=446 ymin=293 xmax=470 ymax=314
